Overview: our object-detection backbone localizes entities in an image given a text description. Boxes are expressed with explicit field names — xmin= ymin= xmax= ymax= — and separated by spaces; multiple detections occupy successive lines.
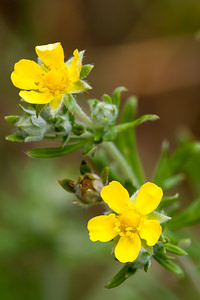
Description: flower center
xmin=43 ymin=66 xmax=69 ymax=94
xmin=114 ymin=209 xmax=143 ymax=238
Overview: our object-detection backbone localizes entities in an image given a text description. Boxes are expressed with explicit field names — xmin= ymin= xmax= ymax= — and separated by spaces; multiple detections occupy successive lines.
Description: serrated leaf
xmin=80 ymin=64 xmax=93 ymax=79
xmin=26 ymin=141 xmax=86 ymax=158
xmin=5 ymin=116 xmax=20 ymax=124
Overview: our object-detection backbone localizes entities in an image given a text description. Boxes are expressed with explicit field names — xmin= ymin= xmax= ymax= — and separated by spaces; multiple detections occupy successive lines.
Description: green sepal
xmin=19 ymin=104 xmax=34 ymax=115
xmin=141 ymin=240 xmax=153 ymax=255
xmin=6 ymin=134 xmax=24 ymax=142
xmin=147 ymin=211 xmax=171 ymax=223
xmin=111 ymin=86 xmax=127 ymax=110
xmin=63 ymin=94 xmax=76 ymax=113
xmin=58 ymin=178 xmax=75 ymax=193
xmin=153 ymin=253 xmax=184 ymax=276
xmin=80 ymin=64 xmax=94 ymax=79
xmin=80 ymin=160 xmax=92 ymax=175
xmin=158 ymin=193 xmax=179 ymax=210
xmin=164 ymin=243 xmax=188 ymax=256
xmin=5 ymin=116 xmax=20 ymax=124
xmin=26 ymin=141 xmax=86 ymax=158
xmin=70 ymin=80 xmax=91 ymax=93
xmin=105 ymin=263 xmax=137 ymax=289
xmin=72 ymin=124 xmax=85 ymax=136
xmin=24 ymin=136 xmax=43 ymax=142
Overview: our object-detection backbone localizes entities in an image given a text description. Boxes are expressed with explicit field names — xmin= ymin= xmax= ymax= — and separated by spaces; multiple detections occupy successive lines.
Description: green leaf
xmin=80 ymin=64 xmax=94 ymax=79
xmin=162 ymin=174 xmax=185 ymax=191
xmin=111 ymin=86 xmax=127 ymax=109
xmin=153 ymin=254 xmax=183 ymax=276
xmin=170 ymin=142 xmax=200 ymax=174
xmin=6 ymin=134 xmax=24 ymax=142
xmin=153 ymin=141 xmax=170 ymax=186
xmin=82 ymin=140 xmax=95 ymax=156
xmin=103 ymin=94 xmax=112 ymax=103
xmin=168 ymin=197 xmax=200 ymax=230
xmin=105 ymin=264 xmax=137 ymax=289
xmin=26 ymin=141 xmax=86 ymax=158
xmin=113 ymin=114 xmax=159 ymax=133
xmin=164 ymin=243 xmax=188 ymax=256
xmin=158 ymin=193 xmax=179 ymax=210
xmin=5 ymin=116 xmax=20 ymax=124
xmin=115 ymin=97 xmax=145 ymax=185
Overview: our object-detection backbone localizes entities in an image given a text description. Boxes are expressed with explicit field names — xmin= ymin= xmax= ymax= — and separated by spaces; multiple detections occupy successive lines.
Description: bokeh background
xmin=1 ymin=0 xmax=200 ymax=299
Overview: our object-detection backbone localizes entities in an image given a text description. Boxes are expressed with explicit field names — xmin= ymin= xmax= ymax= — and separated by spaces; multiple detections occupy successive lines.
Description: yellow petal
xmin=11 ymin=59 xmax=44 ymax=90
xmin=87 ymin=214 xmax=118 ymax=242
xmin=19 ymin=90 xmax=53 ymax=104
xmin=133 ymin=182 xmax=163 ymax=215
xmin=68 ymin=49 xmax=82 ymax=82
xmin=139 ymin=220 xmax=162 ymax=246
xmin=101 ymin=181 xmax=131 ymax=214
xmin=115 ymin=234 xmax=141 ymax=263
xmin=35 ymin=42 xmax=64 ymax=68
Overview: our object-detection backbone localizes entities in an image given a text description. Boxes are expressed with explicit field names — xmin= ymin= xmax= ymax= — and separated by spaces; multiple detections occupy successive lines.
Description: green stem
xmin=102 ymin=142 xmax=140 ymax=188
xmin=74 ymin=102 xmax=93 ymax=127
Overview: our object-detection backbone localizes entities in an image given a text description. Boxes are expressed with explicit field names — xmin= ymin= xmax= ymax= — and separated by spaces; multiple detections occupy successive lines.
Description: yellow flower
xmin=11 ymin=42 xmax=90 ymax=114
xmin=88 ymin=181 xmax=163 ymax=263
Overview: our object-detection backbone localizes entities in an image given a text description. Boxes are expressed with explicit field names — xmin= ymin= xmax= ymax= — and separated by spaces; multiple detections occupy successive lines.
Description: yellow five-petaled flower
xmin=88 ymin=181 xmax=163 ymax=263
xmin=11 ymin=42 xmax=90 ymax=114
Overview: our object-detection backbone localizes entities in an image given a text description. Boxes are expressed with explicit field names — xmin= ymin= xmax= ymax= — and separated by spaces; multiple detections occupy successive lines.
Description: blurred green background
xmin=1 ymin=0 xmax=200 ymax=299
